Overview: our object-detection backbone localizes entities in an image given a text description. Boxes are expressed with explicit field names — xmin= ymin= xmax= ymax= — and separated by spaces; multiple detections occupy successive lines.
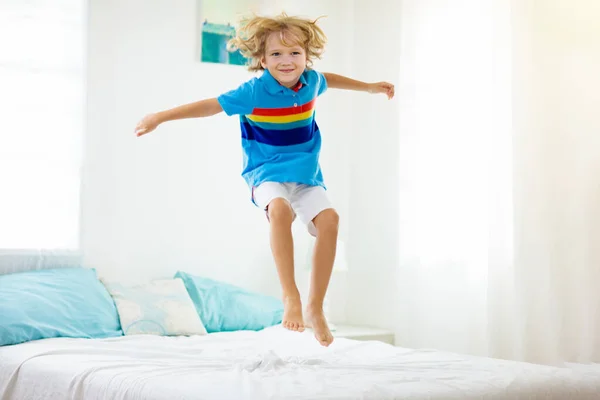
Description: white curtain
xmin=397 ymin=0 xmax=600 ymax=365
xmin=0 ymin=1 xmax=85 ymax=270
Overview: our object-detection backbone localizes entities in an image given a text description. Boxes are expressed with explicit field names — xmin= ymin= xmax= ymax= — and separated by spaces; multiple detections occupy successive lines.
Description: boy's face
xmin=261 ymin=31 xmax=307 ymax=88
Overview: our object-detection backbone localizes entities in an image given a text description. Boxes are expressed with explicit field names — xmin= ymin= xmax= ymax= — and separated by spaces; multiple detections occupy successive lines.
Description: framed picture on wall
xmin=197 ymin=0 xmax=259 ymax=66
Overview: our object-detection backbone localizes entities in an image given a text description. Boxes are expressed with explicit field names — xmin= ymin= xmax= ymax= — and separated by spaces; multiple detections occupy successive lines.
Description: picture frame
xmin=197 ymin=0 xmax=260 ymax=66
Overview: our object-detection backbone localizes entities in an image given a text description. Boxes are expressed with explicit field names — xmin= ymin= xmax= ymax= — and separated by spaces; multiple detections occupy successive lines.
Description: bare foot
xmin=282 ymin=296 xmax=305 ymax=332
xmin=305 ymin=305 xmax=334 ymax=347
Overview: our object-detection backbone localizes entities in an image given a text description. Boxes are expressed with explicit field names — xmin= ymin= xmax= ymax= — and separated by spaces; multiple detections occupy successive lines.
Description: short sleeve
xmin=313 ymin=70 xmax=328 ymax=96
xmin=217 ymin=79 xmax=256 ymax=116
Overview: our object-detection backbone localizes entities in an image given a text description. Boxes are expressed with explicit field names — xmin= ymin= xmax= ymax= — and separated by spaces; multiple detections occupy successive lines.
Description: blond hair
xmin=228 ymin=13 xmax=327 ymax=72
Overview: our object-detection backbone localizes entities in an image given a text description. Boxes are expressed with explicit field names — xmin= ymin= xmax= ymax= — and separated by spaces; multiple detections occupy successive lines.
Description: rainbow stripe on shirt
xmin=241 ymin=99 xmax=317 ymax=147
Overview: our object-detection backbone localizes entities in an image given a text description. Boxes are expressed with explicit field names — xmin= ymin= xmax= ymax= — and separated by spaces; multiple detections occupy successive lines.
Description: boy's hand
xmin=135 ymin=113 xmax=161 ymax=137
xmin=368 ymin=82 xmax=395 ymax=100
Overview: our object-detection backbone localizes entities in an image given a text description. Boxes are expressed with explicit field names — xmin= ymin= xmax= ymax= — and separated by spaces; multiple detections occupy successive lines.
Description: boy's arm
xmin=135 ymin=98 xmax=223 ymax=137
xmin=322 ymin=72 xmax=395 ymax=100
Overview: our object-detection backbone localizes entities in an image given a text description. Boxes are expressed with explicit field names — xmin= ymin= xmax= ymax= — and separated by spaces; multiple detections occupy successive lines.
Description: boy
xmin=135 ymin=13 xmax=394 ymax=346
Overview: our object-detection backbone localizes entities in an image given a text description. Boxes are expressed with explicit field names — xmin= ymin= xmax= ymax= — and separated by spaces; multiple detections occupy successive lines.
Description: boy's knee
xmin=313 ymin=208 xmax=339 ymax=234
xmin=267 ymin=198 xmax=294 ymax=223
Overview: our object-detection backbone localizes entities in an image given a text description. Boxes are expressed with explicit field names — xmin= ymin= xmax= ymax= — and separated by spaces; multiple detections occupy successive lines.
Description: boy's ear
xmin=260 ymin=56 xmax=267 ymax=69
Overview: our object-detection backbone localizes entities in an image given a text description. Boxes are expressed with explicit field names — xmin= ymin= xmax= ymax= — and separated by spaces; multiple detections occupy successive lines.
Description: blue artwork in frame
xmin=197 ymin=0 xmax=258 ymax=66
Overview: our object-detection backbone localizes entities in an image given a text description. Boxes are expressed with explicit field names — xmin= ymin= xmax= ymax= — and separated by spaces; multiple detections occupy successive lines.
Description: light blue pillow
xmin=174 ymin=271 xmax=283 ymax=333
xmin=0 ymin=268 xmax=123 ymax=346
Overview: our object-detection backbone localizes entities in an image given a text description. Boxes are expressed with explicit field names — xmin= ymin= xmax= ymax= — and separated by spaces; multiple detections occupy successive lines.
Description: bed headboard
xmin=0 ymin=249 xmax=82 ymax=275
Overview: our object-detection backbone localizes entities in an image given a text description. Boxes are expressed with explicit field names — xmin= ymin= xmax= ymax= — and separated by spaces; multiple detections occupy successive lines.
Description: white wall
xmin=83 ymin=0 xmax=367 ymax=322
xmin=344 ymin=1 xmax=402 ymax=331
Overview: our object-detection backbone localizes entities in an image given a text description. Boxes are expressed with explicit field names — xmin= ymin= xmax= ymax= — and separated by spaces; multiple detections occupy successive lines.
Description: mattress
xmin=1 ymin=326 xmax=599 ymax=400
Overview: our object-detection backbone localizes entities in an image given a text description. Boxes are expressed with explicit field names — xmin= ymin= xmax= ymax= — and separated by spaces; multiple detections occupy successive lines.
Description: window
xmin=0 ymin=1 xmax=85 ymax=251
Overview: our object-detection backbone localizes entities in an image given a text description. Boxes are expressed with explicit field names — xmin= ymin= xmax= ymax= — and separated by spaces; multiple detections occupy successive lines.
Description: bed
xmin=2 ymin=326 xmax=600 ymax=400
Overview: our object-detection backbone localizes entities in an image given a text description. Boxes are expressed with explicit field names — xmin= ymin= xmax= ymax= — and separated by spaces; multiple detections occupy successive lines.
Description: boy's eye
xmin=271 ymin=52 xmax=280 ymax=56
xmin=292 ymin=52 xmax=300 ymax=55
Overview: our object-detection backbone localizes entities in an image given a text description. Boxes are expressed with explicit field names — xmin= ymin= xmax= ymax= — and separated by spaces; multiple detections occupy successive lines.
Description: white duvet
xmin=1 ymin=326 xmax=600 ymax=400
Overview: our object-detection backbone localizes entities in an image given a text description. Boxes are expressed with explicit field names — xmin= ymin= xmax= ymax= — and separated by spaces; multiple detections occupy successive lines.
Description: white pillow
xmin=103 ymin=278 xmax=207 ymax=336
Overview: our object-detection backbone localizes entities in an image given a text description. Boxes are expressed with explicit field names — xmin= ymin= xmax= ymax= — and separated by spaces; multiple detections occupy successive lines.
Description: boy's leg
xmin=253 ymin=182 xmax=304 ymax=332
xmin=306 ymin=208 xmax=339 ymax=346
xmin=292 ymin=185 xmax=339 ymax=346
xmin=268 ymin=198 xmax=304 ymax=332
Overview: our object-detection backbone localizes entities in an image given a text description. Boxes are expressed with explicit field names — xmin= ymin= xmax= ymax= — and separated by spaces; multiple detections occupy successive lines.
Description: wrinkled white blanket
xmin=1 ymin=326 xmax=600 ymax=400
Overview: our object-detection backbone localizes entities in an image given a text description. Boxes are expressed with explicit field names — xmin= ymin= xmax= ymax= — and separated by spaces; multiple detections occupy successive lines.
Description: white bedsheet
xmin=1 ymin=326 xmax=600 ymax=400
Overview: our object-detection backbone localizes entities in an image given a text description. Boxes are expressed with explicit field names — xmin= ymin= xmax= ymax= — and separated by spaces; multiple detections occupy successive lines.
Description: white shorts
xmin=252 ymin=182 xmax=331 ymax=236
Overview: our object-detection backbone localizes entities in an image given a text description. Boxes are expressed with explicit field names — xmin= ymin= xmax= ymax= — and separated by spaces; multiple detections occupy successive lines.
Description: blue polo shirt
xmin=217 ymin=69 xmax=328 ymax=190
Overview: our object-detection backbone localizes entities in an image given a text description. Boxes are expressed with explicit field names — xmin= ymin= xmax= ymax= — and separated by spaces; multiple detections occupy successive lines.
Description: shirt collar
xmin=260 ymin=69 xmax=308 ymax=95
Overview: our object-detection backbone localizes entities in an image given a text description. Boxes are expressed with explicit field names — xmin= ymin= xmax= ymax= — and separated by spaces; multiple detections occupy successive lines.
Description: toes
xmin=316 ymin=333 xmax=334 ymax=347
xmin=283 ymin=321 xmax=297 ymax=331
xmin=282 ymin=320 xmax=306 ymax=332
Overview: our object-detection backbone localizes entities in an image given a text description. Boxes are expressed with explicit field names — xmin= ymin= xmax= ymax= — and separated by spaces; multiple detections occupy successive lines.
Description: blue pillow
xmin=174 ymin=271 xmax=283 ymax=333
xmin=0 ymin=268 xmax=123 ymax=346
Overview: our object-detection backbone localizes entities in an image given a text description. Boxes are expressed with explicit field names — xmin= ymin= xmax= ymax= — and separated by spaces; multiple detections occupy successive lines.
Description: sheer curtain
xmin=0 ymin=1 xmax=85 ymax=272
xmin=396 ymin=0 xmax=600 ymax=365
